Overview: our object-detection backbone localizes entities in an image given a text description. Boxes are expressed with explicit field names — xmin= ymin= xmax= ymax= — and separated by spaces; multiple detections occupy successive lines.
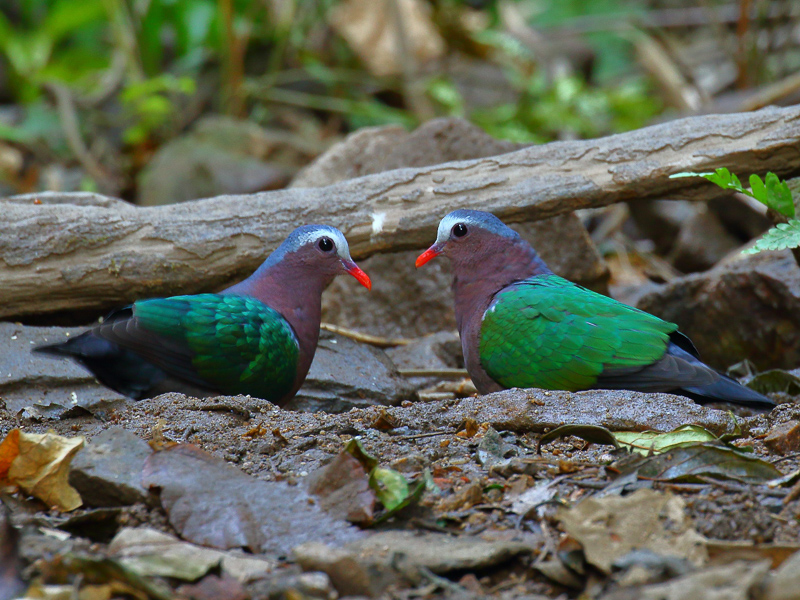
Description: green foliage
xmin=671 ymin=167 xmax=795 ymax=217
xmin=344 ymin=438 xmax=425 ymax=522
xmin=120 ymin=75 xmax=196 ymax=145
xmin=742 ymin=220 xmax=800 ymax=255
xmin=0 ymin=0 xmax=106 ymax=100
xmin=671 ymin=168 xmax=799 ymax=256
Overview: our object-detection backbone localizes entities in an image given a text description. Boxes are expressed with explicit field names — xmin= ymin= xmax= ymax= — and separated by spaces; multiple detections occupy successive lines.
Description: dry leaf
xmin=141 ymin=444 xmax=363 ymax=555
xmin=558 ymin=489 xmax=707 ymax=574
xmin=0 ymin=429 xmax=20 ymax=490
xmin=330 ymin=0 xmax=445 ymax=77
xmin=8 ymin=430 xmax=84 ymax=511
xmin=307 ymin=450 xmax=375 ymax=524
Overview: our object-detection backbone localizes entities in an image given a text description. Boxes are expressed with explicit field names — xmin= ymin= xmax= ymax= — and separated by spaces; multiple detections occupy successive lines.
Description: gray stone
xmin=668 ymin=207 xmax=742 ymax=273
xmin=396 ymin=387 xmax=738 ymax=437
xmin=385 ymin=331 xmax=462 ymax=371
xmin=138 ymin=116 xmax=298 ymax=206
xmin=293 ymin=542 xmax=397 ymax=598
xmin=291 ymin=118 xmax=522 ymax=188
xmin=601 ymin=560 xmax=770 ymax=600
xmin=288 ymin=331 xmax=415 ymax=413
xmin=69 ymin=427 xmax=152 ymax=507
xmin=294 ymin=531 xmax=531 ymax=598
xmin=0 ymin=322 xmax=127 ymax=419
xmin=345 ymin=530 xmax=532 ymax=574
xmin=764 ymin=549 xmax=800 ymax=600
xmin=637 ymin=249 xmax=800 ymax=370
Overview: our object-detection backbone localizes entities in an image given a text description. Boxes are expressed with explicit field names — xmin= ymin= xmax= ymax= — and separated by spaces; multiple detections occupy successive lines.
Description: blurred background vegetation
xmin=0 ymin=0 xmax=798 ymax=204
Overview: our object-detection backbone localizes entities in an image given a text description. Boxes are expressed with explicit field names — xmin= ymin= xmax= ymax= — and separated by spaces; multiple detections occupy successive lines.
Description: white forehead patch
xmin=299 ymin=226 xmax=352 ymax=259
xmin=435 ymin=213 xmax=480 ymax=244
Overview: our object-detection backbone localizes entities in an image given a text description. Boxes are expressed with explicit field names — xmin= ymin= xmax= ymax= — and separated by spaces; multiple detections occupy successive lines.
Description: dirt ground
xmin=3 ymin=384 xmax=799 ymax=599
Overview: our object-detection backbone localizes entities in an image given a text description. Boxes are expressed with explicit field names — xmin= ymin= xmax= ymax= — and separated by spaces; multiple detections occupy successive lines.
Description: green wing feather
xmin=133 ymin=294 xmax=299 ymax=402
xmin=479 ymin=275 xmax=678 ymax=391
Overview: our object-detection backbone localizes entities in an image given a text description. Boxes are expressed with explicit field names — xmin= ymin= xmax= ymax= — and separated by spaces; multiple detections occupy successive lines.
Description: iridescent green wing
xmin=132 ymin=294 xmax=299 ymax=402
xmin=478 ymin=275 xmax=677 ymax=391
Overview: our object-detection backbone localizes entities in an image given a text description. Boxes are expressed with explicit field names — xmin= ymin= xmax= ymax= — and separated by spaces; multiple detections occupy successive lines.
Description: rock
xmin=138 ymin=116 xmax=299 ymax=206
xmin=763 ymin=420 xmax=800 ymax=455
xmin=707 ymin=194 xmax=771 ymax=241
xmin=287 ymin=331 xmax=415 ymax=412
xmin=109 ymin=527 xmax=275 ymax=582
xmin=764 ymin=548 xmax=800 ymax=600
xmin=627 ymin=199 xmax=699 ymax=255
xmin=293 ymin=118 xmax=608 ymax=338
xmin=247 ymin=570 xmax=337 ymax=600
xmin=294 ymin=531 xmax=532 ymax=597
xmin=611 ymin=549 xmax=694 ymax=587
xmin=176 ymin=574 xmax=248 ymax=600
xmin=291 ymin=118 xmax=522 ymax=188
xmin=69 ymin=428 xmax=152 ymax=507
xmin=637 ymin=250 xmax=800 ymax=370
xmin=667 ymin=207 xmax=742 ymax=273
xmin=345 ymin=530 xmax=532 ymax=575
xmin=293 ymin=541 xmax=397 ymax=598
xmin=385 ymin=331 xmax=463 ymax=371
xmin=0 ymin=323 xmax=128 ymax=419
xmin=399 ymin=388 xmax=738 ymax=437
xmin=601 ymin=560 xmax=770 ymax=600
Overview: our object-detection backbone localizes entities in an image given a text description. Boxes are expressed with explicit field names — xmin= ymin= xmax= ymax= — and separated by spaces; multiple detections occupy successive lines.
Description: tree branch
xmin=2 ymin=105 xmax=800 ymax=321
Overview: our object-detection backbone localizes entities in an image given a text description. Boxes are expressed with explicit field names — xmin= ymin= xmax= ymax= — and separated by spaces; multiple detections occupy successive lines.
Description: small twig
xmin=394 ymin=430 xmax=451 ymax=440
xmin=782 ymin=478 xmax=800 ymax=506
xmin=398 ymin=368 xmax=469 ymax=379
xmin=694 ymin=476 xmax=788 ymax=498
xmin=771 ymin=452 xmax=800 ymax=465
xmin=563 ymin=479 xmax=607 ymax=490
xmin=387 ymin=0 xmax=435 ymax=121
xmin=417 ymin=392 xmax=456 ymax=402
xmin=320 ymin=322 xmax=412 ymax=347
xmin=45 ymin=83 xmax=119 ymax=193
xmin=741 ymin=70 xmax=800 ymax=112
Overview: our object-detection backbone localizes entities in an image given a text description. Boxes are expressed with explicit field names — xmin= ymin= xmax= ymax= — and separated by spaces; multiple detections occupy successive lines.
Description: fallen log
xmin=2 ymin=105 xmax=800 ymax=321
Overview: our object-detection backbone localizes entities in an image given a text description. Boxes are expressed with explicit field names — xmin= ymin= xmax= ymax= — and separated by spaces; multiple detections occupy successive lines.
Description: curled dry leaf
xmin=0 ymin=428 xmax=84 ymax=511
xmin=558 ymin=489 xmax=707 ymax=575
xmin=307 ymin=449 xmax=376 ymax=524
xmin=329 ymin=0 xmax=445 ymax=77
xmin=141 ymin=444 xmax=363 ymax=555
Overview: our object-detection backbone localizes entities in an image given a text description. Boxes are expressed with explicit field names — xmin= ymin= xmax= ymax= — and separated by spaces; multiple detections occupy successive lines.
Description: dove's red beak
xmin=415 ymin=244 xmax=443 ymax=268
xmin=344 ymin=261 xmax=372 ymax=290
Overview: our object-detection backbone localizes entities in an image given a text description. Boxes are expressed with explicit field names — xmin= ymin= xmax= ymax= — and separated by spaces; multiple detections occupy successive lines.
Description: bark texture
xmin=2 ymin=105 xmax=800 ymax=320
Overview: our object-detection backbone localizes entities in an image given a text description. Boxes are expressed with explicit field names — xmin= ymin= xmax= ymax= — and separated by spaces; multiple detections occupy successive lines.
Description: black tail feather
xmin=678 ymin=375 xmax=775 ymax=410
xmin=33 ymin=333 xmax=167 ymax=399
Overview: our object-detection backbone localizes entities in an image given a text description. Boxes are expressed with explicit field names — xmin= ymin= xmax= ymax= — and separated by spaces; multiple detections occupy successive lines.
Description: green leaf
xmin=369 ymin=466 xmax=408 ymax=512
xmin=42 ymin=0 xmax=105 ymax=43
xmin=743 ymin=220 xmax=800 ymax=255
xmin=746 ymin=369 xmax=800 ymax=396
xmin=538 ymin=424 xmax=620 ymax=452
xmin=538 ymin=423 xmax=739 ymax=457
xmin=344 ymin=439 xmax=378 ymax=472
xmin=636 ymin=442 xmax=782 ymax=483
xmin=614 ymin=425 xmax=717 ymax=455
xmin=749 ymin=174 xmax=766 ymax=203
xmin=372 ymin=478 xmax=425 ymax=525
xmin=765 ymin=172 xmax=795 ymax=218
xmin=705 ymin=167 xmax=734 ymax=189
